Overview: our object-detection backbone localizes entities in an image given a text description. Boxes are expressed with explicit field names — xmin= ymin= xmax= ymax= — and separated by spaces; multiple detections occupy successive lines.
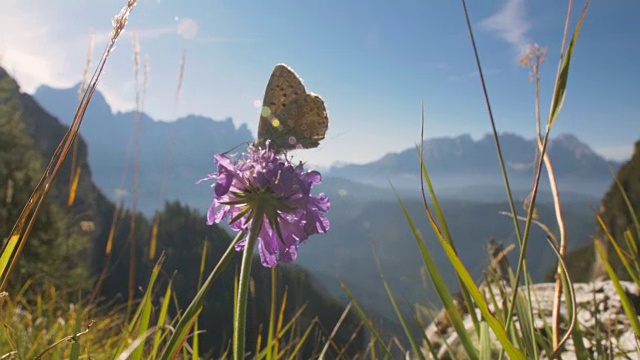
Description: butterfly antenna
xmin=222 ymin=142 xmax=252 ymax=155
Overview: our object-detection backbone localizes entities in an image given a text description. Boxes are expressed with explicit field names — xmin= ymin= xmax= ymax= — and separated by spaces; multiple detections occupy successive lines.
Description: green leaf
xmin=0 ymin=234 xmax=19 ymax=281
xmin=439 ymin=237 xmax=525 ymax=360
xmin=479 ymin=322 xmax=491 ymax=360
xmin=595 ymin=240 xmax=640 ymax=336
xmin=340 ymin=282 xmax=394 ymax=358
xmin=418 ymin=150 xmax=481 ymax=335
xmin=130 ymin=255 xmax=165 ymax=360
xmin=286 ymin=319 xmax=316 ymax=360
xmin=372 ymin=247 xmax=426 ymax=360
xmin=548 ymin=1 xmax=589 ymax=127
xmin=596 ymin=213 xmax=640 ymax=286
xmin=150 ymin=278 xmax=173 ymax=359
xmin=266 ymin=267 xmax=277 ymax=360
xmin=160 ymin=232 xmax=241 ymax=359
xmin=394 ymin=192 xmax=479 ymax=360
xmin=513 ymin=292 xmax=537 ymax=358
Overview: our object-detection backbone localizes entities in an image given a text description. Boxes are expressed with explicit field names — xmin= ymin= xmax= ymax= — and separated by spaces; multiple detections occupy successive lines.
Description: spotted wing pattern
xmin=257 ymin=64 xmax=328 ymax=151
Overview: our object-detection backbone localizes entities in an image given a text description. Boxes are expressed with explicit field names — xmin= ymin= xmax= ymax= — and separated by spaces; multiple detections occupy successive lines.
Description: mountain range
xmin=34 ymin=84 xmax=619 ymax=214
xmin=329 ymin=132 xmax=618 ymax=198
xmin=33 ymin=84 xmax=253 ymax=215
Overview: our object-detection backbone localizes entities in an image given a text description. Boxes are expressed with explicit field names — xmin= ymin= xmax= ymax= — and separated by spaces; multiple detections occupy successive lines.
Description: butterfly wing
xmin=257 ymin=64 xmax=306 ymax=149
xmin=257 ymin=64 xmax=328 ymax=151
xmin=277 ymin=93 xmax=328 ymax=149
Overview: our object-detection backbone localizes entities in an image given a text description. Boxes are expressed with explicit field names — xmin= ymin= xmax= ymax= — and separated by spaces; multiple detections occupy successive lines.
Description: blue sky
xmin=1 ymin=0 xmax=638 ymax=167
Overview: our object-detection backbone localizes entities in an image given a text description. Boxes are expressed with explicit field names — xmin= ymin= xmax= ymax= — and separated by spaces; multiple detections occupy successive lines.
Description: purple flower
xmin=198 ymin=145 xmax=330 ymax=267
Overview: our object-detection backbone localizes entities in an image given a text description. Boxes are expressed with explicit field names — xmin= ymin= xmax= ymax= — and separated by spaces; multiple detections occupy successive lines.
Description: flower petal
xmin=201 ymin=146 xmax=330 ymax=267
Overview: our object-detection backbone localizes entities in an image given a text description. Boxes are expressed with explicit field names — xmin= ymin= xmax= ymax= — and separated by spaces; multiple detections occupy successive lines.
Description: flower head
xmin=199 ymin=144 xmax=330 ymax=267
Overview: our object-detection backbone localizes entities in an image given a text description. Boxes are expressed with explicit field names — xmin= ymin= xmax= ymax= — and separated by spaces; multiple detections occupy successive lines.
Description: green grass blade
xmin=111 ymin=255 xmax=165 ymax=359
xmin=160 ymin=232 xmax=241 ymax=360
xmin=0 ymin=234 xmax=19 ymax=281
xmin=610 ymin=165 xmax=640 ymax=258
xmin=538 ymin=235 xmax=578 ymax=359
xmin=271 ymin=303 xmax=308 ymax=354
xmin=198 ymin=241 xmax=208 ymax=288
xmin=563 ymin=276 xmax=589 ymax=360
xmin=418 ymin=157 xmax=481 ymax=334
xmin=547 ymin=1 xmax=589 ymax=127
xmin=596 ymin=213 xmax=640 ymax=286
xmin=117 ymin=328 xmax=161 ymax=360
xmin=484 ymin=280 xmax=505 ymax=325
xmin=395 ymin=193 xmax=479 ymax=359
xmin=438 ymin=237 xmax=525 ymax=360
xmin=286 ymin=319 xmax=316 ymax=360
xmin=592 ymin=288 xmax=605 ymax=358
xmin=624 ymin=230 xmax=640 ymax=276
xmin=69 ymin=305 xmax=82 ymax=360
xmin=371 ymin=247 xmax=426 ymax=360
xmin=340 ymin=282 xmax=394 ymax=358
xmin=382 ymin=281 xmax=425 ymax=360
xmin=624 ymin=229 xmax=639 ymax=262
xmin=479 ymin=322 xmax=491 ymax=360
xmin=192 ymin=321 xmax=200 ymax=359
xmin=512 ymin=292 xmax=536 ymax=359
xmin=418 ymin=149 xmax=453 ymax=245
xmin=595 ymin=240 xmax=640 ymax=336
xmin=191 ymin=241 xmax=209 ymax=360
xmin=413 ymin=305 xmax=440 ymax=359
xmin=267 ymin=267 xmax=277 ymax=360
xmin=255 ymin=303 xmax=310 ymax=360
xmin=150 ymin=278 xmax=173 ymax=359
xmin=319 ymin=303 xmax=353 ymax=359
xmin=131 ymin=255 xmax=165 ymax=360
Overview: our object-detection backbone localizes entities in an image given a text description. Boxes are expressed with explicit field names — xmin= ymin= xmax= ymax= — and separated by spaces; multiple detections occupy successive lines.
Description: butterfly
xmin=256 ymin=64 xmax=329 ymax=151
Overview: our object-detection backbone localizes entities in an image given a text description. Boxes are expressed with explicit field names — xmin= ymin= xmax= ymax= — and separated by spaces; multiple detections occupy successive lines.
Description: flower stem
xmin=234 ymin=207 xmax=264 ymax=360
xmin=160 ymin=231 xmax=242 ymax=360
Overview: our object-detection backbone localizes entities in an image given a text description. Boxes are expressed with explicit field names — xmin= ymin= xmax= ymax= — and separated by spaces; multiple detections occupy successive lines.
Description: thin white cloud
xmin=480 ymin=0 xmax=531 ymax=58
xmin=0 ymin=6 xmax=74 ymax=91
xmin=0 ymin=0 xmax=180 ymax=117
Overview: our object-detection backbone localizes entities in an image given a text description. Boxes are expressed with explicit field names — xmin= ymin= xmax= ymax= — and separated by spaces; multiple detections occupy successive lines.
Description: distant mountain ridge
xmin=33 ymin=83 xmax=620 ymax=212
xmin=328 ymin=133 xmax=619 ymax=197
xmin=34 ymin=84 xmax=253 ymax=214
